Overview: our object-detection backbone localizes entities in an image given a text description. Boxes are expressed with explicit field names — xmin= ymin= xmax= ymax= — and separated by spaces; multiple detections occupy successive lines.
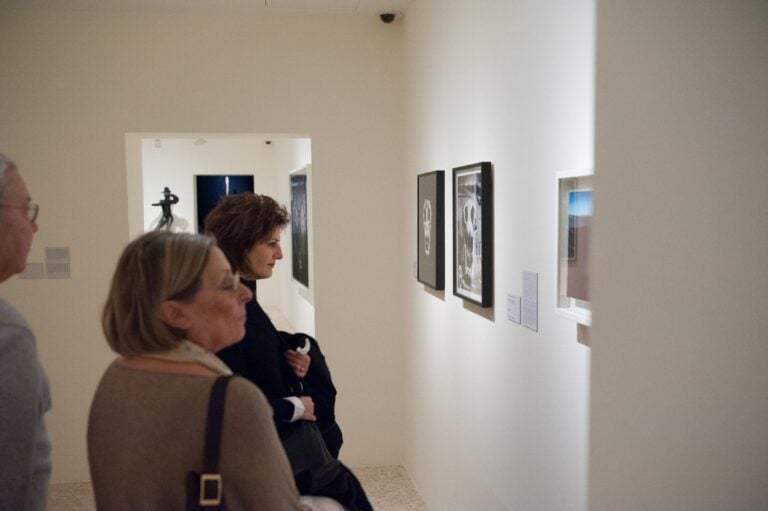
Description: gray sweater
xmin=0 ymin=298 xmax=52 ymax=511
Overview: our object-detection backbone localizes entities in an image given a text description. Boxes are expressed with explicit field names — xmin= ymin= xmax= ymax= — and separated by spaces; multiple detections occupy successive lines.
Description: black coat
xmin=216 ymin=280 xmax=343 ymax=457
xmin=281 ymin=331 xmax=343 ymax=458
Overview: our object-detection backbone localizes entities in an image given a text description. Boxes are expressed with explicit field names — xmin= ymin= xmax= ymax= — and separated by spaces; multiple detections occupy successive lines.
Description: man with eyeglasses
xmin=0 ymin=153 xmax=51 ymax=511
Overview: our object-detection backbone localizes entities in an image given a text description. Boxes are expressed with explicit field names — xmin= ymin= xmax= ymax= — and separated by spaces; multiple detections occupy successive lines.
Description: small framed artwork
xmin=291 ymin=172 xmax=309 ymax=288
xmin=453 ymin=162 xmax=493 ymax=307
xmin=417 ymin=171 xmax=445 ymax=290
xmin=195 ymin=175 xmax=255 ymax=233
xmin=555 ymin=169 xmax=593 ymax=326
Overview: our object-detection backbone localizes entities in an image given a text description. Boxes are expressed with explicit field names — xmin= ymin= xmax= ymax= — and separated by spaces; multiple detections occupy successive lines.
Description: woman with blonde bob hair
xmin=88 ymin=230 xmax=342 ymax=511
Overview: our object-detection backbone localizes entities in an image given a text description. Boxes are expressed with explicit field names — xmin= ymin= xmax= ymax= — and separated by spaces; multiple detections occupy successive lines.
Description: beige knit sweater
xmin=88 ymin=362 xmax=309 ymax=510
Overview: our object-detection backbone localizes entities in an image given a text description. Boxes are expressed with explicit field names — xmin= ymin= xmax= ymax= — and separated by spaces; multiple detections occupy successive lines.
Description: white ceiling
xmin=0 ymin=0 xmax=412 ymax=14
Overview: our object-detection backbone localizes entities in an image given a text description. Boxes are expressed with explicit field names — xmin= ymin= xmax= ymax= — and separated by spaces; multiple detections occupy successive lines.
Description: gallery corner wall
xmin=400 ymin=0 xmax=594 ymax=509
xmin=590 ymin=1 xmax=768 ymax=509
xmin=0 ymin=8 xmax=405 ymax=482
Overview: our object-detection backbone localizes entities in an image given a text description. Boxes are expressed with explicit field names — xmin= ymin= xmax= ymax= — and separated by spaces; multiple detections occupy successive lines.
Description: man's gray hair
xmin=0 ymin=153 xmax=15 ymax=200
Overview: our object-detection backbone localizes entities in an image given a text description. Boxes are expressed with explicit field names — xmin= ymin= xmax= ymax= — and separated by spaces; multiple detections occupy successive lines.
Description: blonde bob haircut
xmin=102 ymin=230 xmax=215 ymax=356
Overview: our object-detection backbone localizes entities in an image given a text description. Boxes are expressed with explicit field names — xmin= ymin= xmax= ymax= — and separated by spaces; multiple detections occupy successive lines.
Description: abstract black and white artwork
xmin=195 ymin=175 xmax=254 ymax=233
xmin=453 ymin=162 xmax=493 ymax=307
xmin=417 ymin=171 xmax=444 ymax=290
xmin=290 ymin=174 xmax=309 ymax=287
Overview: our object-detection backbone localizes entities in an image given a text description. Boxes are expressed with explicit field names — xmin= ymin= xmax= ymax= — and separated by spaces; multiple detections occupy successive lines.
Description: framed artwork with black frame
xmin=290 ymin=173 xmax=309 ymax=288
xmin=417 ymin=170 xmax=445 ymax=290
xmin=453 ymin=162 xmax=493 ymax=307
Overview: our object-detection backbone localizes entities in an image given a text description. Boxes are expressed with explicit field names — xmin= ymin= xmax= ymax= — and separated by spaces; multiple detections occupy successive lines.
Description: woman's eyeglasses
xmin=216 ymin=272 xmax=241 ymax=293
xmin=169 ymin=272 xmax=242 ymax=301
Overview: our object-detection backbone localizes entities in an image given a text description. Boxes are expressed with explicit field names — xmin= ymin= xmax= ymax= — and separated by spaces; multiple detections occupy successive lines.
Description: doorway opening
xmin=124 ymin=132 xmax=316 ymax=334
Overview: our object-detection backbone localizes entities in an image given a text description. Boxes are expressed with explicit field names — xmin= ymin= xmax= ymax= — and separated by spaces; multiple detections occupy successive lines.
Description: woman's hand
xmin=285 ymin=350 xmax=311 ymax=378
xmin=299 ymin=396 xmax=316 ymax=421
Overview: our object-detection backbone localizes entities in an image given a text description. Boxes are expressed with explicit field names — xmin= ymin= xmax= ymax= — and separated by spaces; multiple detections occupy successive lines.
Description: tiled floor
xmin=354 ymin=466 xmax=429 ymax=511
xmin=48 ymin=465 xmax=427 ymax=511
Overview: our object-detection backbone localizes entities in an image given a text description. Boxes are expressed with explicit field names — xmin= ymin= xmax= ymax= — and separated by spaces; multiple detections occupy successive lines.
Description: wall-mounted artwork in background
xmin=417 ymin=170 xmax=444 ymax=290
xmin=195 ymin=175 xmax=255 ymax=233
xmin=566 ymin=189 xmax=592 ymax=301
xmin=290 ymin=174 xmax=309 ymax=288
xmin=453 ymin=162 xmax=493 ymax=307
xmin=555 ymin=168 xmax=593 ymax=328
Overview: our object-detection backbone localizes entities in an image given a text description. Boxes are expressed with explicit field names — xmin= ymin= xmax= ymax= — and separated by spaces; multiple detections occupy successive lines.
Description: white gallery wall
xmin=0 ymin=8 xmax=404 ymax=482
xmin=400 ymin=1 xmax=594 ymax=510
xmin=590 ymin=1 xmax=768 ymax=509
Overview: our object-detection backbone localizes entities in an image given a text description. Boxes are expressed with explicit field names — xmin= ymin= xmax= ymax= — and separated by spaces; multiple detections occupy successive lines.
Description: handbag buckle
xmin=199 ymin=473 xmax=222 ymax=506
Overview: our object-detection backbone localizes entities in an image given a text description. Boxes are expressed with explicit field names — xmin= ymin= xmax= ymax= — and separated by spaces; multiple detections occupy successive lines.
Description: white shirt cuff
xmin=284 ymin=396 xmax=304 ymax=422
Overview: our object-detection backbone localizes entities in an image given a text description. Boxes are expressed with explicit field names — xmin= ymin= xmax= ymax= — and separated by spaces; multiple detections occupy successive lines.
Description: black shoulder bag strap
xmin=189 ymin=375 xmax=232 ymax=511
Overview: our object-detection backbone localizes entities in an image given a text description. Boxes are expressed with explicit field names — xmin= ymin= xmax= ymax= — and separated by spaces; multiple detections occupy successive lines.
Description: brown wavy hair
xmin=203 ymin=193 xmax=289 ymax=275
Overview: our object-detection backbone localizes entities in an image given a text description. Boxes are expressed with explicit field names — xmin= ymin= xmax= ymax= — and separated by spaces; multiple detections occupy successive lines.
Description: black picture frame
xmin=417 ymin=171 xmax=445 ymax=290
xmin=453 ymin=162 xmax=493 ymax=307
xmin=290 ymin=174 xmax=309 ymax=288
xmin=195 ymin=175 xmax=255 ymax=233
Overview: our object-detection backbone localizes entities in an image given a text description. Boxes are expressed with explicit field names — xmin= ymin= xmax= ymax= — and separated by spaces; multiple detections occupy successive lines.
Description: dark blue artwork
xmin=195 ymin=175 xmax=255 ymax=233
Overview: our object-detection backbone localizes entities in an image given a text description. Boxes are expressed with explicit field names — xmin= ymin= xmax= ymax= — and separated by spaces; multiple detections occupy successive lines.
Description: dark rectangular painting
xmin=291 ymin=174 xmax=309 ymax=287
xmin=417 ymin=171 xmax=444 ymax=290
xmin=453 ymin=162 xmax=493 ymax=307
xmin=195 ymin=175 xmax=254 ymax=233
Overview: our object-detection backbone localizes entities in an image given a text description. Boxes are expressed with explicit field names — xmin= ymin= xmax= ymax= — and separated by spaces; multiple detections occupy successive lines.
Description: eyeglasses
xmin=214 ymin=272 xmax=241 ymax=293
xmin=169 ymin=272 xmax=241 ymax=301
xmin=0 ymin=202 xmax=39 ymax=222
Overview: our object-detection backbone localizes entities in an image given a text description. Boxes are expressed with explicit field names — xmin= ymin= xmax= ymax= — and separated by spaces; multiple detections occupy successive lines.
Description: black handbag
xmin=296 ymin=461 xmax=374 ymax=511
xmin=283 ymin=422 xmax=373 ymax=511
xmin=186 ymin=375 xmax=232 ymax=511
xmin=281 ymin=420 xmax=335 ymax=475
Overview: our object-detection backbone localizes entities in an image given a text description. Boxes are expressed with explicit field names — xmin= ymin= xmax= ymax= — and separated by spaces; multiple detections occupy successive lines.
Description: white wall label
xmin=45 ymin=246 xmax=71 ymax=279
xmin=522 ymin=270 xmax=538 ymax=331
xmin=507 ymin=294 xmax=521 ymax=324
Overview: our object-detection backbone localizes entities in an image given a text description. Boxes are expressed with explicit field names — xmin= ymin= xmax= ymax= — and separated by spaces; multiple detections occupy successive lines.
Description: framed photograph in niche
xmin=567 ymin=213 xmax=577 ymax=260
xmin=290 ymin=172 xmax=309 ymax=288
xmin=556 ymin=169 xmax=593 ymax=326
xmin=195 ymin=175 xmax=254 ymax=233
xmin=453 ymin=162 xmax=493 ymax=307
xmin=417 ymin=171 xmax=444 ymax=290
